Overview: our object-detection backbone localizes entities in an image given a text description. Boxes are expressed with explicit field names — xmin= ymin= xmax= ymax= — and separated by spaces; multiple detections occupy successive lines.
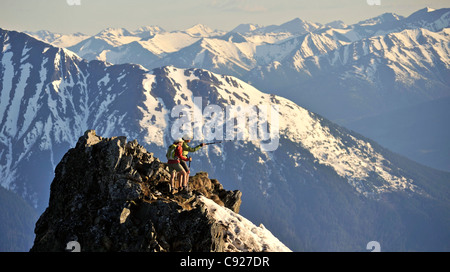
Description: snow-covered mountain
xmin=231 ymin=23 xmax=263 ymax=34
xmin=41 ymin=7 xmax=449 ymax=125
xmin=250 ymin=27 xmax=450 ymax=122
xmin=24 ymin=30 xmax=89 ymax=48
xmin=1 ymin=27 xmax=449 ymax=251
xmin=258 ymin=18 xmax=323 ymax=35
xmin=0 ymin=28 xmax=150 ymax=208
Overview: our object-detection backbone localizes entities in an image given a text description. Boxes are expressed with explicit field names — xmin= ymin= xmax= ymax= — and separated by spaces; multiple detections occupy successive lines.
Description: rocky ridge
xmin=30 ymin=130 xmax=289 ymax=252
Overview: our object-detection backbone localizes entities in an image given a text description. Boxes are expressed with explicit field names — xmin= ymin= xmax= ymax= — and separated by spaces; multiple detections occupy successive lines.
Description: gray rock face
xmin=31 ymin=130 xmax=242 ymax=252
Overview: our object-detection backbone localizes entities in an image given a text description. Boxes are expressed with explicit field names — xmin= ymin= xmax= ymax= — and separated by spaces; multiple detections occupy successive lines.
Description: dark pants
xmin=180 ymin=160 xmax=189 ymax=173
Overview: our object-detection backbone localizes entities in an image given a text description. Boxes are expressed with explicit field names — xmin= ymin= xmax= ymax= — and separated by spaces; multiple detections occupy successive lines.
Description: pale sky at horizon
xmin=0 ymin=0 xmax=449 ymax=35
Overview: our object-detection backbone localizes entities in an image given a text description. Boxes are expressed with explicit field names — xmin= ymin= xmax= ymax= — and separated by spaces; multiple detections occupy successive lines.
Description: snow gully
xmin=170 ymin=97 xmax=280 ymax=152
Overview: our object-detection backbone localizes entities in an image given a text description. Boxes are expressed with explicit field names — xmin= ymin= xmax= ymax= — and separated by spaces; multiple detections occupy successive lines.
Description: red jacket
xmin=168 ymin=144 xmax=189 ymax=164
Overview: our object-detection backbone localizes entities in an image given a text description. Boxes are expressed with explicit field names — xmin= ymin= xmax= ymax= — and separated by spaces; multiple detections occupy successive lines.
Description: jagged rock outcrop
xmin=31 ymin=130 xmax=288 ymax=252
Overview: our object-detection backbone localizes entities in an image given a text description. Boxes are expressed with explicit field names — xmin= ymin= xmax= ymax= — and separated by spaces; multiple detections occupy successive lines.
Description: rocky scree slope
xmin=30 ymin=130 xmax=290 ymax=252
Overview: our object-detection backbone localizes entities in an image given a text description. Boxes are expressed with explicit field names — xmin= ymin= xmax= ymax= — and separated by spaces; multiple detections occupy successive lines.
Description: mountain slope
xmin=1 ymin=28 xmax=449 ymax=251
xmin=0 ymin=186 xmax=38 ymax=251
xmin=0 ymin=28 xmax=151 ymax=208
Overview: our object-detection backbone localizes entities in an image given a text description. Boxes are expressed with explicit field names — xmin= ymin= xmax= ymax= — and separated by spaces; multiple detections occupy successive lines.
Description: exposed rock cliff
xmin=31 ymin=130 xmax=290 ymax=252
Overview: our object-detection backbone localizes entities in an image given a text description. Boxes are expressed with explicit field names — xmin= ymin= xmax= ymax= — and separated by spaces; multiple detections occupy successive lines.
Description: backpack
xmin=166 ymin=144 xmax=177 ymax=161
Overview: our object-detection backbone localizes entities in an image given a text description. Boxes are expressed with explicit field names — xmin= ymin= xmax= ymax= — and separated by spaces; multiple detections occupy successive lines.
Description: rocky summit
xmin=30 ymin=130 xmax=289 ymax=252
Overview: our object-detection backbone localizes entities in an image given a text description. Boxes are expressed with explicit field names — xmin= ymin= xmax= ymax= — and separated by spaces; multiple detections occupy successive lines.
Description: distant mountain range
xmin=25 ymin=7 xmax=450 ymax=171
xmin=1 ymin=25 xmax=449 ymax=251
xmin=26 ymin=7 xmax=449 ymax=120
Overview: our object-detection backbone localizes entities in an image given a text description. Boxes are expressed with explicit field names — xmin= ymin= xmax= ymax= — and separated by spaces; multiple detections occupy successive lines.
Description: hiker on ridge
xmin=166 ymin=138 xmax=191 ymax=194
xmin=180 ymin=134 xmax=205 ymax=191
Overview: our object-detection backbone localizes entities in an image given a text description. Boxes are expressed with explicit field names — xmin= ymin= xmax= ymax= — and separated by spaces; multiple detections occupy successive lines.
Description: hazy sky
xmin=0 ymin=0 xmax=449 ymax=34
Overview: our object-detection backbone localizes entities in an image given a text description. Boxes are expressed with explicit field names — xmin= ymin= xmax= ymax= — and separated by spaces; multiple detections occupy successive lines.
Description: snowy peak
xmin=24 ymin=30 xmax=89 ymax=48
xmin=231 ymin=23 xmax=263 ymax=34
xmin=279 ymin=18 xmax=322 ymax=34
xmin=357 ymin=12 xmax=404 ymax=26
xmin=404 ymin=7 xmax=450 ymax=31
xmin=93 ymin=27 xmax=140 ymax=46
xmin=256 ymin=18 xmax=322 ymax=35
xmin=96 ymin=27 xmax=134 ymax=37
xmin=184 ymin=24 xmax=221 ymax=37
xmin=134 ymin=25 xmax=165 ymax=35
xmin=325 ymin=20 xmax=347 ymax=29
xmin=409 ymin=7 xmax=438 ymax=18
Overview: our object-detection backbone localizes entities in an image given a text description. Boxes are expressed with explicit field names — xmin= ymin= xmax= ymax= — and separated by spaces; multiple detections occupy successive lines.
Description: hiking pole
xmin=204 ymin=140 xmax=233 ymax=146
xmin=188 ymin=155 xmax=191 ymax=168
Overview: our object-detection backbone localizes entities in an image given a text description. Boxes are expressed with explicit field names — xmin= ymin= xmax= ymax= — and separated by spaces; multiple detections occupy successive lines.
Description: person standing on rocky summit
xmin=166 ymin=138 xmax=191 ymax=194
xmin=180 ymin=134 xmax=205 ymax=190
